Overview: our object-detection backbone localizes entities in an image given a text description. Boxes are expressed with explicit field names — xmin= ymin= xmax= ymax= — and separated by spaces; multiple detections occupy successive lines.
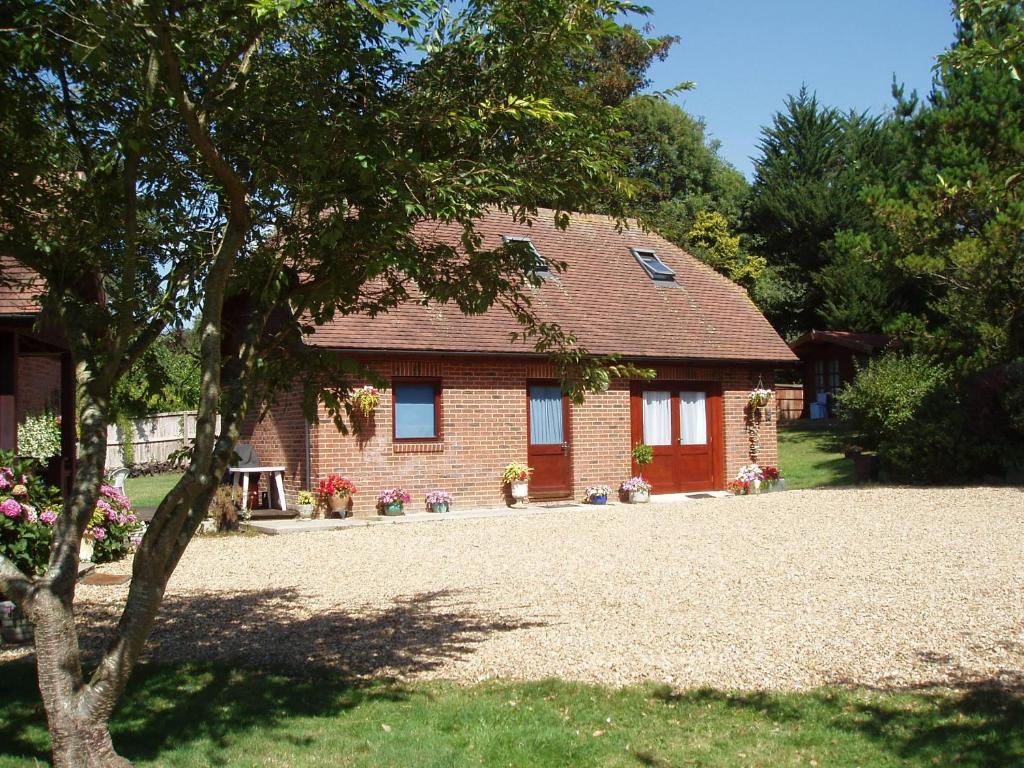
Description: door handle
xmin=561 ymin=442 xmax=570 ymax=454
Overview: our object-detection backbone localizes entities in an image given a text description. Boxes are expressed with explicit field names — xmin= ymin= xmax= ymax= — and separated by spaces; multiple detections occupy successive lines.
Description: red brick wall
xmin=241 ymin=355 xmax=780 ymax=512
xmin=16 ymin=355 xmax=61 ymax=424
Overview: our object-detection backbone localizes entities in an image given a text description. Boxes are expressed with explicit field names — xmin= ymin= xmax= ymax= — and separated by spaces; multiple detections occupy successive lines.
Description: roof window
xmin=503 ymin=235 xmax=550 ymax=276
xmin=631 ymin=248 xmax=675 ymax=282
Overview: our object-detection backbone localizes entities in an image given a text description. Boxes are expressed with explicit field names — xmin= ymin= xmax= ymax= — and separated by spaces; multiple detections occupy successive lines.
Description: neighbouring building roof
xmin=0 ymin=256 xmax=43 ymax=317
xmin=308 ymin=209 xmax=797 ymax=364
xmin=789 ymin=330 xmax=894 ymax=356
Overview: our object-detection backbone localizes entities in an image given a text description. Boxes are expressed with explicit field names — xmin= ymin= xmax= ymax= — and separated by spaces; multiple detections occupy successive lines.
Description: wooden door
xmin=527 ymin=382 xmax=572 ymax=498
xmin=630 ymin=383 xmax=723 ymax=493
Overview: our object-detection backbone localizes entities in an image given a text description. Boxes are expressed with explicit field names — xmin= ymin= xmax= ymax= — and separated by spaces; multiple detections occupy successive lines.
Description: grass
xmin=123 ymin=472 xmax=183 ymax=507
xmin=1 ymin=662 xmax=1021 ymax=767
xmin=777 ymin=419 xmax=856 ymax=490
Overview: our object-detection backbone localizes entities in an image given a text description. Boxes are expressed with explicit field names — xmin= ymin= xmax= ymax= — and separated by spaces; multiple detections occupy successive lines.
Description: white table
xmin=228 ymin=466 xmax=286 ymax=515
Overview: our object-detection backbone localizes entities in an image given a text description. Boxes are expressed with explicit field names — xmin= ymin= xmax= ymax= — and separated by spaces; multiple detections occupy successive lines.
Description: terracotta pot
xmin=327 ymin=493 xmax=349 ymax=517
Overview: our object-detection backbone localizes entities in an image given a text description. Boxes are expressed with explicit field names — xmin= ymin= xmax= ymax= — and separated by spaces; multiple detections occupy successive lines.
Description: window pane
xmin=529 ymin=385 xmax=564 ymax=444
xmin=642 ymin=391 xmax=672 ymax=445
xmin=679 ymin=391 xmax=707 ymax=445
xmin=394 ymin=384 xmax=437 ymax=439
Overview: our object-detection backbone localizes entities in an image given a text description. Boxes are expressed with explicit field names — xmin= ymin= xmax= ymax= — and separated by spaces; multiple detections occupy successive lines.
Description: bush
xmin=88 ymin=485 xmax=144 ymax=563
xmin=836 ymin=354 xmax=966 ymax=482
xmin=0 ymin=452 xmax=61 ymax=578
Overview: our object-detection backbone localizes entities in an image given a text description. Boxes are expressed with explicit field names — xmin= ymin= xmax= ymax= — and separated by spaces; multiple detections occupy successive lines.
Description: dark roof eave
xmin=305 ymin=343 xmax=799 ymax=366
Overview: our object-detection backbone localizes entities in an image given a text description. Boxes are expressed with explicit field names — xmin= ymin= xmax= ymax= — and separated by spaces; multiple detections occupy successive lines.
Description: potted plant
xmin=425 ymin=490 xmax=453 ymax=513
xmin=317 ymin=474 xmax=357 ymax=517
xmin=621 ymin=476 xmax=652 ymax=503
xmin=762 ymin=466 xmax=785 ymax=492
xmin=748 ymin=386 xmax=772 ymax=410
xmin=352 ymin=385 xmax=381 ymax=418
xmin=296 ymin=490 xmax=316 ymax=520
xmin=378 ymin=487 xmax=411 ymax=515
xmin=584 ymin=484 xmax=611 ymax=504
xmin=737 ymin=463 xmax=764 ymax=493
xmin=502 ymin=463 xmax=532 ymax=504
xmin=631 ymin=442 xmax=653 ymax=469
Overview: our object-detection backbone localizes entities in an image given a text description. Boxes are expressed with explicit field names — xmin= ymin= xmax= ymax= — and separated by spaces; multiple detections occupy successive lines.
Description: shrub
xmin=88 ymin=486 xmax=143 ymax=563
xmin=0 ymin=452 xmax=61 ymax=578
xmin=836 ymin=353 xmax=952 ymax=450
xmin=17 ymin=409 xmax=61 ymax=461
xmin=837 ymin=353 xmax=981 ymax=483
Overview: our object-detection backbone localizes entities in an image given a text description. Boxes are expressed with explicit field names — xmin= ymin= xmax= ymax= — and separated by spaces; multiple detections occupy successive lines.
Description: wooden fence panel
xmin=105 ymin=411 xmax=220 ymax=469
xmin=775 ymin=384 xmax=804 ymax=421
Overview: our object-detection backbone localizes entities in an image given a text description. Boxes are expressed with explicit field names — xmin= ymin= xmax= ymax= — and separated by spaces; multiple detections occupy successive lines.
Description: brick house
xmin=241 ymin=209 xmax=797 ymax=514
xmin=0 ymin=256 xmax=77 ymax=493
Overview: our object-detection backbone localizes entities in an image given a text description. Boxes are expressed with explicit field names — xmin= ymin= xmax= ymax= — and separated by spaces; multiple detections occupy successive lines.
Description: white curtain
xmin=529 ymin=385 xmax=564 ymax=444
xmin=679 ymin=391 xmax=707 ymax=445
xmin=642 ymin=391 xmax=672 ymax=445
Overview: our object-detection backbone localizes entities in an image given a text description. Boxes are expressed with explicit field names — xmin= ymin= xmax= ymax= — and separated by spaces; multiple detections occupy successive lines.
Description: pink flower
xmin=24 ymin=506 xmax=38 ymax=523
xmin=39 ymin=510 xmax=58 ymax=525
xmin=116 ymin=513 xmax=127 ymax=525
xmin=127 ymin=513 xmax=137 ymax=523
xmin=1 ymin=499 xmax=22 ymax=519
xmin=89 ymin=527 xmax=107 ymax=541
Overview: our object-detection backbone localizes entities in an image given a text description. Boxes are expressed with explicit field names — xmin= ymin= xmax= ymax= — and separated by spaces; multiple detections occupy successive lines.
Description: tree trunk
xmin=32 ymin=589 xmax=132 ymax=768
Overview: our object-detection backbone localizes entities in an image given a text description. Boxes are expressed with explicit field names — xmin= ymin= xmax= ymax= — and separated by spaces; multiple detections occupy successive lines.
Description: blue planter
xmin=383 ymin=502 xmax=404 ymax=516
xmin=430 ymin=502 xmax=449 ymax=514
xmin=590 ymin=494 xmax=608 ymax=505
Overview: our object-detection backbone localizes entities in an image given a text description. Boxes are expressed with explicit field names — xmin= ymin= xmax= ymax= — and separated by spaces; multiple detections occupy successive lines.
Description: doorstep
xmin=243 ymin=491 xmax=730 ymax=536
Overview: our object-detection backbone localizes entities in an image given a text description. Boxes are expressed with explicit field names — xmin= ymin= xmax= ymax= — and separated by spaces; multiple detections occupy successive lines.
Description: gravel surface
xmin=4 ymin=487 xmax=1024 ymax=691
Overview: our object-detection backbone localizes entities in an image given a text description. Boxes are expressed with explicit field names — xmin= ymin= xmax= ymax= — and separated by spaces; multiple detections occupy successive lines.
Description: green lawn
xmin=123 ymin=472 xmax=183 ymax=507
xmin=778 ymin=419 xmax=856 ymax=489
xmin=1 ymin=663 xmax=1020 ymax=767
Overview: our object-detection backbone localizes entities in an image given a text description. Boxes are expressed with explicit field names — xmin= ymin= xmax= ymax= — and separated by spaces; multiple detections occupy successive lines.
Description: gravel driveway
xmin=5 ymin=487 xmax=1024 ymax=690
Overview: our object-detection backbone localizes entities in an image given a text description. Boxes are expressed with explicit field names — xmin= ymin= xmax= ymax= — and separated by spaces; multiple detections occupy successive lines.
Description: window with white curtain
xmin=529 ymin=384 xmax=564 ymax=444
xmin=679 ymin=391 xmax=707 ymax=445
xmin=642 ymin=391 xmax=672 ymax=445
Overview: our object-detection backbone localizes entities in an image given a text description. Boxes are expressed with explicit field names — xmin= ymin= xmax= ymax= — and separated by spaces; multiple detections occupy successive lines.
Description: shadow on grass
xmin=0 ymin=661 xmax=413 ymax=765
xmin=650 ymin=684 xmax=1024 ymax=768
xmin=1 ymin=587 xmax=542 ymax=764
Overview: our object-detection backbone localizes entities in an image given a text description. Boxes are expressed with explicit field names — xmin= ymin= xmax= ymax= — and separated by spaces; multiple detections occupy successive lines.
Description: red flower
xmin=317 ymin=474 xmax=358 ymax=498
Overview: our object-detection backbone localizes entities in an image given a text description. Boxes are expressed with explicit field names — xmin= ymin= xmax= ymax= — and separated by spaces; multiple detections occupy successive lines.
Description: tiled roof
xmin=0 ymin=256 xmax=42 ymax=316
xmin=308 ymin=209 xmax=797 ymax=364
xmin=790 ymin=330 xmax=894 ymax=355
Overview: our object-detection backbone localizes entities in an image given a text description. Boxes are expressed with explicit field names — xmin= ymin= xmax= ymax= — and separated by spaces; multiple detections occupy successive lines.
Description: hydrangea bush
xmin=88 ymin=485 xmax=143 ymax=564
xmin=0 ymin=452 xmax=61 ymax=577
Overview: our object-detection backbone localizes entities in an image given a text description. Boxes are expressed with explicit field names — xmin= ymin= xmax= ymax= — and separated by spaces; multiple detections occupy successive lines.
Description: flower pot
xmin=430 ymin=502 xmax=449 ymax=514
xmin=628 ymin=489 xmax=650 ymax=504
xmin=510 ymin=481 xmax=529 ymax=500
xmin=766 ymin=479 xmax=785 ymax=493
xmin=1 ymin=603 xmax=33 ymax=645
xmin=852 ymin=453 xmax=879 ymax=483
xmin=199 ymin=518 xmax=217 ymax=534
xmin=383 ymin=501 xmax=404 ymax=516
xmin=589 ymin=494 xmax=608 ymax=505
xmin=79 ymin=537 xmax=94 ymax=563
xmin=327 ymin=493 xmax=349 ymax=517
xmin=297 ymin=503 xmax=314 ymax=520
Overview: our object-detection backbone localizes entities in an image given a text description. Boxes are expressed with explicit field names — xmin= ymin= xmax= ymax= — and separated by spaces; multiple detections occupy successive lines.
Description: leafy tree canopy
xmin=0 ymin=1 xmax=659 ymax=763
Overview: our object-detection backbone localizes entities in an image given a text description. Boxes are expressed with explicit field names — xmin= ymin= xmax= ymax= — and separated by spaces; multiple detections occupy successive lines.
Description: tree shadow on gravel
xmin=76 ymin=586 xmax=544 ymax=677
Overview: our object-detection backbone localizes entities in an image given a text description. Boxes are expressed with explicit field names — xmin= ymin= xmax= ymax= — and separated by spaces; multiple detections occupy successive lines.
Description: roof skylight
xmin=502 ymin=235 xmax=550 ymax=275
xmin=631 ymin=248 xmax=675 ymax=281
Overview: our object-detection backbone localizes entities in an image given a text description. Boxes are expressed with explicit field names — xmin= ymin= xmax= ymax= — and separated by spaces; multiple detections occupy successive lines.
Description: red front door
xmin=630 ymin=383 xmax=723 ymax=493
xmin=527 ymin=382 xmax=572 ymax=498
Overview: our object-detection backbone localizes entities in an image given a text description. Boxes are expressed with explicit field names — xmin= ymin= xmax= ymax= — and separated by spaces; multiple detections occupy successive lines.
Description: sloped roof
xmin=308 ymin=209 xmax=797 ymax=364
xmin=790 ymin=330 xmax=894 ymax=355
xmin=0 ymin=256 xmax=43 ymax=317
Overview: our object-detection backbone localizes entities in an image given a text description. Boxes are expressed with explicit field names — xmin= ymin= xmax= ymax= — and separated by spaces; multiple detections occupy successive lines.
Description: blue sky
xmin=636 ymin=1 xmax=957 ymax=178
